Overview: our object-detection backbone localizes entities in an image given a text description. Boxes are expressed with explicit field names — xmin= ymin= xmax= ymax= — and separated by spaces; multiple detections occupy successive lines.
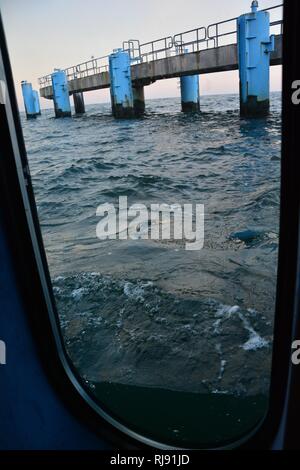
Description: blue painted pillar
xmin=21 ymin=81 xmax=40 ymax=119
xmin=33 ymin=90 xmax=41 ymax=115
xmin=51 ymin=70 xmax=71 ymax=118
xmin=180 ymin=75 xmax=200 ymax=112
xmin=73 ymin=92 xmax=85 ymax=114
xmin=109 ymin=49 xmax=135 ymax=118
xmin=180 ymin=49 xmax=200 ymax=112
xmin=238 ymin=1 xmax=275 ymax=117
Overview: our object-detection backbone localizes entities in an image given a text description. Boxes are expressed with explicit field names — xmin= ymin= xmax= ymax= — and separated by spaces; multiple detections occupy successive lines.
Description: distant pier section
xmin=26 ymin=2 xmax=283 ymax=119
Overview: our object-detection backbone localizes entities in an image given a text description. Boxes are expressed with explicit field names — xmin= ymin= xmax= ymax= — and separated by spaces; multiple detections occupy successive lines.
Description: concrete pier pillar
xmin=51 ymin=69 xmax=71 ymax=118
xmin=133 ymin=85 xmax=145 ymax=115
xmin=33 ymin=90 xmax=41 ymax=115
xmin=109 ymin=49 xmax=135 ymax=118
xmin=21 ymin=81 xmax=40 ymax=119
xmin=237 ymin=1 xmax=275 ymax=117
xmin=73 ymin=92 xmax=85 ymax=114
xmin=180 ymin=75 xmax=200 ymax=112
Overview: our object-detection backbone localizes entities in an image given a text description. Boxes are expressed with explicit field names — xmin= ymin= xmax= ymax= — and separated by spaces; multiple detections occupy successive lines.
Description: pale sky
xmin=0 ymin=0 xmax=283 ymax=110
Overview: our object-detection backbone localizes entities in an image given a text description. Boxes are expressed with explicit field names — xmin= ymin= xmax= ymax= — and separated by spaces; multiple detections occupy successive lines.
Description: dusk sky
xmin=0 ymin=0 xmax=283 ymax=110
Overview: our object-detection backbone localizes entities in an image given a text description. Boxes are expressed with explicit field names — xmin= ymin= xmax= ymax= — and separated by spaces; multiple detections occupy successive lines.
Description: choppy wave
xmin=22 ymin=94 xmax=281 ymax=398
xmin=53 ymin=271 xmax=272 ymax=396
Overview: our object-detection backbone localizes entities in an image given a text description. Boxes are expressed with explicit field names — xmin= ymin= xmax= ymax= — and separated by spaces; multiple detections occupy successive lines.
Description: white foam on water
xmin=238 ymin=314 xmax=269 ymax=351
xmin=242 ymin=331 xmax=269 ymax=351
xmin=211 ymin=389 xmax=229 ymax=395
xmin=213 ymin=318 xmax=221 ymax=334
xmin=52 ymin=286 xmax=62 ymax=294
xmin=219 ymin=359 xmax=227 ymax=379
xmin=216 ymin=304 xmax=240 ymax=318
xmin=214 ymin=303 xmax=269 ymax=352
xmin=71 ymin=287 xmax=87 ymax=300
xmin=123 ymin=281 xmax=153 ymax=302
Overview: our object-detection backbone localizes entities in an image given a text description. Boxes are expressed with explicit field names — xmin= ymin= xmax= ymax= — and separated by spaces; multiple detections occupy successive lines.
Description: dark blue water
xmin=22 ymin=94 xmax=281 ymax=403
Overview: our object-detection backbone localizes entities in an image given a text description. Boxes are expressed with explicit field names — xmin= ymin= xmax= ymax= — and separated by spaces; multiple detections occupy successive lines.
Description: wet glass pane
xmin=3 ymin=0 xmax=283 ymax=448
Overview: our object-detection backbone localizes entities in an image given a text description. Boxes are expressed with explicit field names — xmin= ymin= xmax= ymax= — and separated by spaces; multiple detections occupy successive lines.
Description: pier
xmin=27 ymin=2 xmax=283 ymax=119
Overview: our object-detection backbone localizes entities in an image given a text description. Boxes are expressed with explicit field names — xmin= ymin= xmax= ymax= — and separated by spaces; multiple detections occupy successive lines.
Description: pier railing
xmin=38 ymin=3 xmax=283 ymax=88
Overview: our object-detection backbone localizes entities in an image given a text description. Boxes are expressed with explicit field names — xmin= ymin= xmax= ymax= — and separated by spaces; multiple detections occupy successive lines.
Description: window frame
xmin=0 ymin=0 xmax=299 ymax=450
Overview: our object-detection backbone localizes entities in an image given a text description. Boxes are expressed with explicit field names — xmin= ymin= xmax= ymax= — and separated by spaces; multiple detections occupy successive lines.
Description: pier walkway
xmin=38 ymin=4 xmax=283 ymax=101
